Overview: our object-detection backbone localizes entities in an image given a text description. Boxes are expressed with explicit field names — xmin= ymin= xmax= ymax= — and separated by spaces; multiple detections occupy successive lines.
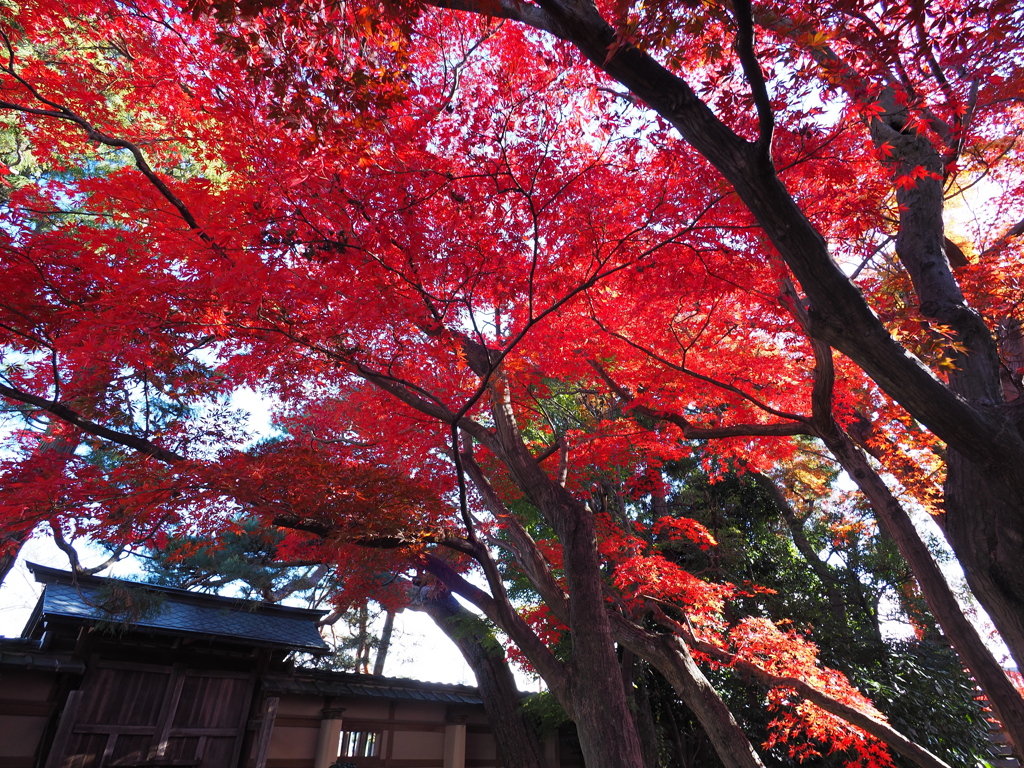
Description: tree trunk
xmin=415 ymin=589 xmax=547 ymax=768
xmin=558 ymin=499 xmax=648 ymax=768
xmin=945 ymin=453 xmax=1024 ymax=673
xmin=612 ymin=617 xmax=766 ymax=768
xmin=372 ymin=610 xmax=395 ymax=676
xmin=486 ymin=378 xmax=648 ymax=768
xmin=822 ymin=426 xmax=1024 ymax=758
xmin=622 ymin=650 xmax=659 ymax=768
xmin=0 ymin=527 xmax=32 ymax=586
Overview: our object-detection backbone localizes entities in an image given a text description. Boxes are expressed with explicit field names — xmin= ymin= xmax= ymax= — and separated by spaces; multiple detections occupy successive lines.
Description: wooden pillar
xmin=314 ymin=707 xmax=346 ymax=768
xmin=442 ymin=720 xmax=467 ymax=768
xmin=43 ymin=690 xmax=84 ymax=768
xmin=544 ymin=733 xmax=561 ymax=768
xmin=252 ymin=697 xmax=279 ymax=768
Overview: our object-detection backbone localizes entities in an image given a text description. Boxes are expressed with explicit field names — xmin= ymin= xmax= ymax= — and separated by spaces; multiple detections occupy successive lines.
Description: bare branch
xmin=0 ymin=382 xmax=185 ymax=464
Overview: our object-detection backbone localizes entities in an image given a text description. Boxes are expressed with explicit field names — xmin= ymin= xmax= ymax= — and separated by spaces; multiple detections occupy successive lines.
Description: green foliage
xmin=860 ymin=640 xmax=995 ymax=768
xmin=522 ymin=690 xmax=571 ymax=739
xmin=656 ymin=458 xmax=993 ymax=767
xmin=92 ymin=582 xmax=167 ymax=636
xmin=304 ymin=603 xmax=390 ymax=673
xmin=143 ymin=517 xmax=297 ymax=601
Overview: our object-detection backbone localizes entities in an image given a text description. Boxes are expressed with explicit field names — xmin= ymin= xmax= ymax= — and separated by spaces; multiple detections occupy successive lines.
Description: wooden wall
xmin=0 ymin=654 xmax=556 ymax=768
xmin=42 ymin=659 xmax=254 ymax=768
xmin=0 ymin=669 xmax=59 ymax=768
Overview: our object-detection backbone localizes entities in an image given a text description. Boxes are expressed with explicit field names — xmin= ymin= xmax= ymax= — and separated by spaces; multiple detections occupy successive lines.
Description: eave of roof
xmin=0 ymin=638 xmax=86 ymax=673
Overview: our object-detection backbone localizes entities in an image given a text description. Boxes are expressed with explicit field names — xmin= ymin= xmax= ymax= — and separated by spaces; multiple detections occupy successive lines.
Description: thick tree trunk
xmin=945 ymin=453 xmax=1024 ymax=673
xmin=635 ymin=680 xmax=659 ymax=768
xmin=621 ymin=651 xmax=659 ymax=768
xmin=485 ymin=379 xmax=648 ymax=768
xmin=557 ymin=498 xmax=648 ymax=768
xmin=875 ymin=106 xmax=1024 ymax=678
xmin=414 ymin=589 xmax=547 ymax=768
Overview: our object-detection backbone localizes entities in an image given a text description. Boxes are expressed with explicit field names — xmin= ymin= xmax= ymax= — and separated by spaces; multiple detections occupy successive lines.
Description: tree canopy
xmin=2 ymin=0 xmax=1024 ymax=765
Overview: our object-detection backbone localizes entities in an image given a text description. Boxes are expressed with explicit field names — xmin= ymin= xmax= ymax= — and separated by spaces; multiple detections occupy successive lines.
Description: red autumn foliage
xmin=3 ymin=0 xmax=1024 ymax=765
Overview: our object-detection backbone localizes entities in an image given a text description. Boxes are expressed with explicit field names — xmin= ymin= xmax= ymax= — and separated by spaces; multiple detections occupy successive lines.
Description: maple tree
xmin=2 ymin=0 xmax=1024 ymax=766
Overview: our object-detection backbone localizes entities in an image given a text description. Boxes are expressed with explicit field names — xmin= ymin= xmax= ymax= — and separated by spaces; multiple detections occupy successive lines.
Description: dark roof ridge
xmin=262 ymin=668 xmax=495 ymax=705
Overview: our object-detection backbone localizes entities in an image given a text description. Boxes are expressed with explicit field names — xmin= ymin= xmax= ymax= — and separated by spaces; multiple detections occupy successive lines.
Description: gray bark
xmin=372 ymin=610 xmax=394 ymax=676
xmin=414 ymin=589 xmax=547 ymax=768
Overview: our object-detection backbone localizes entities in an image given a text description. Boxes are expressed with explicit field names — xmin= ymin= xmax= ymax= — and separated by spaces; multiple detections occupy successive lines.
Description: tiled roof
xmin=26 ymin=563 xmax=329 ymax=652
xmin=263 ymin=670 xmax=485 ymax=705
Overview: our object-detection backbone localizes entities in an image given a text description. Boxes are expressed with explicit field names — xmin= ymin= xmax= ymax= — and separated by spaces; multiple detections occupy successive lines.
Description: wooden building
xmin=0 ymin=564 xmax=576 ymax=768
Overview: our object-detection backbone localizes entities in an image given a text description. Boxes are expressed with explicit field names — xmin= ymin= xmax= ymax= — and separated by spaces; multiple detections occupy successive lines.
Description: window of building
xmin=340 ymin=730 xmax=380 ymax=758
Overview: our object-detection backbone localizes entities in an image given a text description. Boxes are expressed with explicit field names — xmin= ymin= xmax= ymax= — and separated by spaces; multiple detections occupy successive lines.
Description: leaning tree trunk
xmin=0 ymin=528 xmax=32 ymax=587
xmin=875 ymin=101 xmax=1024 ymax=676
xmin=611 ymin=616 xmax=767 ymax=768
xmin=414 ymin=588 xmax=547 ymax=768
xmin=816 ymin=429 xmax=1024 ymax=758
xmin=490 ymin=389 xmax=649 ymax=768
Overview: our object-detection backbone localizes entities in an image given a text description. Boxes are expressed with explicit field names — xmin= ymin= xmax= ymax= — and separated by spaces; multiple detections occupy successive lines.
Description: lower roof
xmin=263 ymin=669 xmax=486 ymax=705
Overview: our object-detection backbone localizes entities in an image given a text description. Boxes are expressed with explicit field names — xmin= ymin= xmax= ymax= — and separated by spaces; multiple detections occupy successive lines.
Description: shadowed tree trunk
xmin=622 ymin=649 xmax=660 ymax=768
xmin=372 ymin=610 xmax=395 ymax=676
xmin=413 ymin=587 xmax=547 ymax=768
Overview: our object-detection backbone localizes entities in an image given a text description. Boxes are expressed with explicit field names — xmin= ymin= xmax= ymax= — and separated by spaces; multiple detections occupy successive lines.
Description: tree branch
xmin=648 ymin=607 xmax=953 ymax=768
xmin=420 ymin=552 xmax=571 ymax=701
xmin=460 ymin=449 xmax=571 ymax=623
xmin=589 ymin=359 xmax=812 ymax=439
xmin=0 ymin=383 xmax=185 ymax=464
xmin=425 ymin=0 xmax=559 ymax=34
xmin=731 ymin=0 xmax=774 ymax=155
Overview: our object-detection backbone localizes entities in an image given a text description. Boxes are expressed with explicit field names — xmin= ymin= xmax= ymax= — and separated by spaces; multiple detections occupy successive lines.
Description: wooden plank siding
xmin=43 ymin=660 xmax=254 ymax=768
